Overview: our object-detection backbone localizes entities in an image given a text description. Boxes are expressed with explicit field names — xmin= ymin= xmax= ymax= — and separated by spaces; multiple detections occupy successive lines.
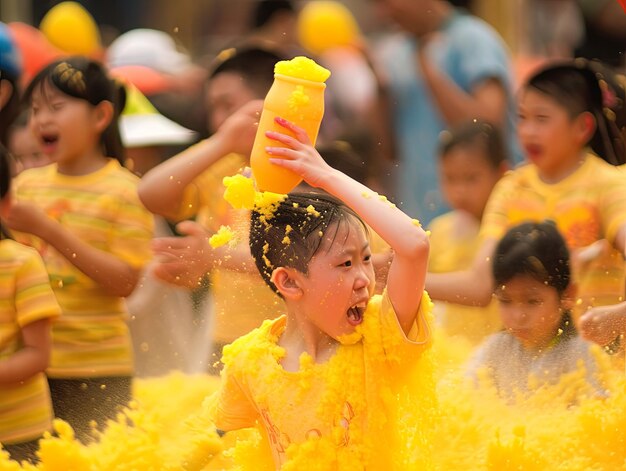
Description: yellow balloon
xmin=297 ymin=1 xmax=361 ymax=56
xmin=40 ymin=1 xmax=101 ymax=55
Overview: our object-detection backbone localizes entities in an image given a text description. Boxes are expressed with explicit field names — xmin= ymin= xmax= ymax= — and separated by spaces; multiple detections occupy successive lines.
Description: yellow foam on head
xmin=274 ymin=56 xmax=331 ymax=83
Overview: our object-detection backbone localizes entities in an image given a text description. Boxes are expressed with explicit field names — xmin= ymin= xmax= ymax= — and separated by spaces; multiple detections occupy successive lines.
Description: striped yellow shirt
xmin=0 ymin=239 xmax=60 ymax=443
xmin=481 ymin=154 xmax=626 ymax=317
xmin=13 ymin=160 xmax=154 ymax=378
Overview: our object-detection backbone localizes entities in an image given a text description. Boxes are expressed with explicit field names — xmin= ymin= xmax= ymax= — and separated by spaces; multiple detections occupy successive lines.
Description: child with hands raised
xmin=209 ymin=117 xmax=435 ymax=469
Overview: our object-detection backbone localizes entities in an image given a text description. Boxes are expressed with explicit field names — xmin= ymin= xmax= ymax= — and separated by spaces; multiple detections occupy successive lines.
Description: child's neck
xmin=57 ymin=149 xmax=109 ymax=176
xmin=537 ymin=150 xmax=587 ymax=184
xmin=279 ymin=315 xmax=338 ymax=372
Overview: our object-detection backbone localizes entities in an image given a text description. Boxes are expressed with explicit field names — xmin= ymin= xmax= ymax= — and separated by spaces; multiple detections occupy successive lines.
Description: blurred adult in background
xmin=297 ymin=0 xmax=393 ymax=193
xmin=575 ymin=0 xmax=626 ymax=69
xmin=522 ymin=0 xmax=584 ymax=59
xmin=247 ymin=0 xmax=301 ymax=55
xmin=373 ymin=0 xmax=522 ymax=225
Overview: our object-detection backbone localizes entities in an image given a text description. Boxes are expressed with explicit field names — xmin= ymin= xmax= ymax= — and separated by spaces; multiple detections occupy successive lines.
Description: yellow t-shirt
xmin=481 ymin=154 xmax=626 ymax=317
xmin=428 ymin=212 xmax=501 ymax=344
xmin=13 ymin=160 xmax=154 ymax=378
xmin=177 ymin=153 xmax=286 ymax=345
xmin=0 ymin=239 xmax=60 ymax=443
xmin=211 ymin=290 xmax=436 ymax=470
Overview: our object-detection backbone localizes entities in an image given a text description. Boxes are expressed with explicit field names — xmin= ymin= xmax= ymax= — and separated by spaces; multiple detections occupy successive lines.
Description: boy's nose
xmin=354 ymin=267 xmax=371 ymax=290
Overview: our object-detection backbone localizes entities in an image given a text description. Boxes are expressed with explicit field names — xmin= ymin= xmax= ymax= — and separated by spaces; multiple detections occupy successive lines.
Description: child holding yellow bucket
xmin=466 ymin=221 xmax=605 ymax=401
xmin=209 ymin=116 xmax=435 ymax=469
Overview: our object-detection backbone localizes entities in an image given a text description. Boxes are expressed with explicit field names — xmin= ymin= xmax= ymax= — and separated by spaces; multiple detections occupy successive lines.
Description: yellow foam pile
xmin=274 ymin=56 xmax=331 ymax=83
xmin=2 ymin=331 xmax=626 ymax=470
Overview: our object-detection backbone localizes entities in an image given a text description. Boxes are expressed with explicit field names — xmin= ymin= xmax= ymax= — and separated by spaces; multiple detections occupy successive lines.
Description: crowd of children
xmin=2 ymin=0 xmax=626 ymax=468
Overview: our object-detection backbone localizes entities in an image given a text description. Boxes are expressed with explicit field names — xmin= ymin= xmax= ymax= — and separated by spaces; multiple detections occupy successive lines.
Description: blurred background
xmin=1 ymin=0 xmax=521 ymax=58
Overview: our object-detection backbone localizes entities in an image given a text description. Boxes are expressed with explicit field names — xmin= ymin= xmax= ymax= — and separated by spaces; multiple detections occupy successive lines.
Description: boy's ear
xmin=575 ymin=111 xmax=596 ymax=145
xmin=271 ymin=267 xmax=303 ymax=300
xmin=93 ymin=100 xmax=114 ymax=133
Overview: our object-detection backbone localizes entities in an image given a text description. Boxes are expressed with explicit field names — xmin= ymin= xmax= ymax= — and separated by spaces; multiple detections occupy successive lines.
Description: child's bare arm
xmin=139 ymin=100 xmax=263 ymax=220
xmin=425 ymin=238 xmax=496 ymax=307
xmin=7 ymin=204 xmax=142 ymax=297
xmin=0 ymin=319 xmax=52 ymax=385
xmin=266 ymin=118 xmax=429 ymax=334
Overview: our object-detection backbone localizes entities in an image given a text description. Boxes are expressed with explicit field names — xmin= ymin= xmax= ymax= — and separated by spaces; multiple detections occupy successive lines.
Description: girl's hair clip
xmin=54 ymin=61 xmax=86 ymax=94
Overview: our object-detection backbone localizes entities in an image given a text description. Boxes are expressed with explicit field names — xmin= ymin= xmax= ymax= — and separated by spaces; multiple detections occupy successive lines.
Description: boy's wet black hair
xmin=493 ymin=221 xmax=575 ymax=337
xmin=526 ymin=58 xmax=626 ymax=166
xmin=439 ymin=120 xmax=507 ymax=169
xmin=209 ymin=46 xmax=286 ymax=99
xmin=250 ymin=191 xmax=367 ymax=296
xmin=23 ymin=56 xmax=127 ymax=165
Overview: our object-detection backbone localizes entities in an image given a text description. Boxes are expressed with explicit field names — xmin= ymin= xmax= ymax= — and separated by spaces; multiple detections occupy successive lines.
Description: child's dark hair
xmin=23 ymin=56 xmax=127 ymax=165
xmin=0 ymin=144 xmax=10 ymax=200
xmin=209 ymin=46 xmax=286 ymax=99
xmin=526 ymin=59 xmax=626 ymax=166
xmin=250 ymin=192 xmax=367 ymax=296
xmin=439 ymin=120 xmax=507 ymax=169
xmin=493 ymin=221 xmax=575 ymax=337
xmin=0 ymin=145 xmax=12 ymax=239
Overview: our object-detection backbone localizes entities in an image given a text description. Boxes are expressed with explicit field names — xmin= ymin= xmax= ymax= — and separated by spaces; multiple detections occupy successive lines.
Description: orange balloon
xmin=7 ymin=22 xmax=63 ymax=88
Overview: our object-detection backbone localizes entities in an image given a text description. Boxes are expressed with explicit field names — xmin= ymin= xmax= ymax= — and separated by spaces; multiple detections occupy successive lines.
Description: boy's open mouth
xmin=347 ymin=304 xmax=366 ymax=326
xmin=41 ymin=133 xmax=59 ymax=152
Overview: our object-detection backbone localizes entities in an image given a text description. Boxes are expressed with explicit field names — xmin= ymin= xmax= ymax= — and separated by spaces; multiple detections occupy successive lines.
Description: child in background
xmin=210 ymin=117 xmax=433 ymax=469
xmin=0 ymin=145 xmax=60 ymax=463
xmin=466 ymin=221 xmax=605 ymax=400
xmin=7 ymin=111 xmax=51 ymax=173
xmin=5 ymin=57 xmax=153 ymax=442
xmin=426 ymin=59 xmax=626 ymax=338
xmin=428 ymin=121 xmax=507 ymax=344
xmin=139 ymin=46 xmax=288 ymax=372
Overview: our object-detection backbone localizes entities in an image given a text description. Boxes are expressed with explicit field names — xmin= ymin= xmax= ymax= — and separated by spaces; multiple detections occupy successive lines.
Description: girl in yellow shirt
xmin=5 ymin=57 xmax=153 ymax=443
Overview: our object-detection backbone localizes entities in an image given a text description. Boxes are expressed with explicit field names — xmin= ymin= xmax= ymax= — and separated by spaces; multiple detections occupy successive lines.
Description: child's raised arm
xmin=265 ymin=118 xmax=429 ymax=334
xmin=139 ymin=100 xmax=263 ymax=221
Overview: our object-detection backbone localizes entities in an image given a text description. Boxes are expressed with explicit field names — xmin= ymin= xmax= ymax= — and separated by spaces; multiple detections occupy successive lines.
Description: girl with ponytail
xmin=6 ymin=56 xmax=153 ymax=442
